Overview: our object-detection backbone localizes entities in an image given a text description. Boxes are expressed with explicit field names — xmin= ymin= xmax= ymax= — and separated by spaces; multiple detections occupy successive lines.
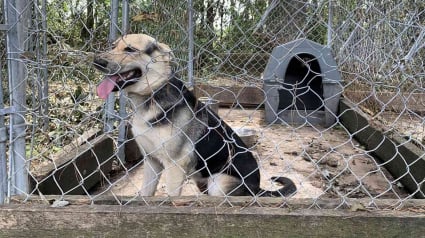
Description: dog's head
xmin=93 ymin=34 xmax=174 ymax=99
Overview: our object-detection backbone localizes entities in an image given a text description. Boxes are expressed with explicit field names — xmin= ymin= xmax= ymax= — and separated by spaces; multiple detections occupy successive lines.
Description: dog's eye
xmin=124 ymin=46 xmax=138 ymax=53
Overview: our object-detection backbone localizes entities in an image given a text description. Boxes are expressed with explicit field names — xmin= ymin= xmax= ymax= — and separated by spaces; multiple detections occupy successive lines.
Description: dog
xmin=93 ymin=34 xmax=296 ymax=197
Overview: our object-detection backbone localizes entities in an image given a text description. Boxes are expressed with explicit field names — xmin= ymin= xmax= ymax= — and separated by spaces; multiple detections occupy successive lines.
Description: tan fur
xmin=96 ymin=34 xmax=173 ymax=97
xmin=96 ymin=34 xmax=192 ymax=196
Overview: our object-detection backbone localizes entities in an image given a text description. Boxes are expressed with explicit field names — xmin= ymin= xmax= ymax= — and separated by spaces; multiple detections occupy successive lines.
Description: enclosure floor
xmin=98 ymin=108 xmax=408 ymax=199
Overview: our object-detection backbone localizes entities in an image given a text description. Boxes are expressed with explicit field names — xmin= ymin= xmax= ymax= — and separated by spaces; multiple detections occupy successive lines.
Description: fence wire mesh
xmin=0 ymin=0 xmax=424 ymax=209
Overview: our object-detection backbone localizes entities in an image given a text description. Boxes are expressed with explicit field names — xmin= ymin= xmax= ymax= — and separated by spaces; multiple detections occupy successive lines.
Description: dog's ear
xmin=157 ymin=43 xmax=174 ymax=56
xmin=156 ymin=42 xmax=176 ymax=63
xmin=145 ymin=42 xmax=174 ymax=57
xmin=147 ymin=41 xmax=177 ymax=70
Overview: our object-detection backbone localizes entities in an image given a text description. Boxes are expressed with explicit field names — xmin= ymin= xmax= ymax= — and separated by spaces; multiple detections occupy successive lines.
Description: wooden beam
xmin=195 ymin=84 xmax=265 ymax=107
xmin=344 ymin=91 xmax=425 ymax=113
xmin=195 ymin=86 xmax=425 ymax=113
xmin=0 ymin=201 xmax=424 ymax=237
xmin=123 ymin=125 xmax=143 ymax=162
xmin=31 ymin=134 xmax=114 ymax=195
xmin=339 ymin=99 xmax=425 ymax=198
xmin=10 ymin=195 xmax=425 ymax=209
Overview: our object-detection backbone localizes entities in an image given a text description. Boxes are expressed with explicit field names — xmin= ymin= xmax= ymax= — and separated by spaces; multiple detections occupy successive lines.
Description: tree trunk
xmin=81 ymin=0 xmax=94 ymax=40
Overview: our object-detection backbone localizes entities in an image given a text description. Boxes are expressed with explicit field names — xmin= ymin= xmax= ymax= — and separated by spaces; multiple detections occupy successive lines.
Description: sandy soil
xmin=98 ymin=108 xmax=408 ymax=199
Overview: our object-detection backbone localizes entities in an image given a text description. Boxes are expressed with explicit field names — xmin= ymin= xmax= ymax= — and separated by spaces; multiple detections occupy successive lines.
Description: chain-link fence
xmin=0 ymin=0 xmax=424 ymax=209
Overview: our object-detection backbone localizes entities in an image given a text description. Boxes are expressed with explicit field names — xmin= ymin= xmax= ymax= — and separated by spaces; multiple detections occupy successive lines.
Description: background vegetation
xmin=39 ymin=0 xmax=328 ymax=79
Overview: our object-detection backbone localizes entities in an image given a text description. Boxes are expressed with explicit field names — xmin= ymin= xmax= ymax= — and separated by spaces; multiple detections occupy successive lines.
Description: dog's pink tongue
xmin=97 ymin=76 xmax=118 ymax=100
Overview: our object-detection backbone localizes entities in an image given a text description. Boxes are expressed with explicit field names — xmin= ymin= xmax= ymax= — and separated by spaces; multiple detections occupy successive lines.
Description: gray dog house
xmin=263 ymin=38 xmax=343 ymax=127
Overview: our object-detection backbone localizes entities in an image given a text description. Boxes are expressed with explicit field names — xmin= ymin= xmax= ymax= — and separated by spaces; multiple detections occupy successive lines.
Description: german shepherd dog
xmin=93 ymin=34 xmax=296 ymax=197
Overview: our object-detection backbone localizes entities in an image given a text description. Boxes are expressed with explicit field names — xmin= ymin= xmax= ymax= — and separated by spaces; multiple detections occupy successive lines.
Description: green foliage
xmin=45 ymin=0 xmax=110 ymax=49
xmin=40 ymin=0 xmax=330 ymax=79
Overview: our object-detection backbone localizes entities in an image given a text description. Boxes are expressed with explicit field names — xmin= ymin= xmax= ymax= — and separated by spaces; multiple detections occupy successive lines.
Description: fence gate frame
xmin=1 ymin=0 xmax=31 ymax=205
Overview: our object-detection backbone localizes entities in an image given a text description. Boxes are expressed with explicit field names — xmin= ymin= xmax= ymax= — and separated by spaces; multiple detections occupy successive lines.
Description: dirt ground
xmin=101 ymin=108 xmax=408 ymax=199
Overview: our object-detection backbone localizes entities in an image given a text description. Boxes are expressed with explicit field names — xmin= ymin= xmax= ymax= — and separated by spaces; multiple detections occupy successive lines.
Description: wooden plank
xmin=0 ymin=202 xmax=424 ymax=238
xmin=123 ymin=125 xmax=143 ymax=162
xmin=339 ymin=99 xmax=425 ymax=198
xmin=194 ymin=87 xmax=425 ymax=113
xmin=344 ymin=91 xmax=425 ymax=113
xmin=31 ymin=134 xmax=114 ymax=195
xmin=11 ymin=195 xmax=425 ymax=210
xmin=195 ymin=84 xmax=265 ymax=107
xmin=33 ymin=128 xmax=102 ymax=177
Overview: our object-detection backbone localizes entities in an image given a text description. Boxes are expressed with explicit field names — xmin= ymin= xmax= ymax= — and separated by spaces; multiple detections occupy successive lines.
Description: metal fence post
xmin=117 ymin=0 xmax=129 ymax=163
xmin=122 ymin=0 xmax=129 ymax=34
xmin=106 ymin=0 xmax=128 ymax=164
xmin=104 ymin=0 xmax=120 ymax=134
xmin=327 ymin=0 xmax=333 ymax=48
xmin=0 ymin=50 xmax=7 ymax=204
xmin=4 ymin=0 xmax=29 ymax=197
xmin=40 ymin=0 xmax=49 ymax=132
xmin=187 ymin=0 xmax=195 ymax=87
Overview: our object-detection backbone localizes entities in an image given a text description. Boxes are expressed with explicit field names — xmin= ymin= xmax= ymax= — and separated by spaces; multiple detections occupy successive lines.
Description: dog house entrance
xmin=263 ymin=38 xmax=343 ymax=126
xmin=277 ymin=53 xmax=324 ymax=111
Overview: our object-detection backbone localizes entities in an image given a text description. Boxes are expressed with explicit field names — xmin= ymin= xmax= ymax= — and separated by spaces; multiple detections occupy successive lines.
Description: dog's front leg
xmin=164 ymin=165 xmax=186 ymax=196
xmin=140 ymin=157 xmax=163 ymax=196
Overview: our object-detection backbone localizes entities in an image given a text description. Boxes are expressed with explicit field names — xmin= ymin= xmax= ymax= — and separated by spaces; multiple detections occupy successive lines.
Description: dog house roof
xmin=263 ymin=38 xmax=341 ymax=84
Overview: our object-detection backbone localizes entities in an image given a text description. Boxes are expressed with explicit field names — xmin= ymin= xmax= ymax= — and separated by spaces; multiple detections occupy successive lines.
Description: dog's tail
xmin=259 ymin=177 xmax=297 ymax=197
